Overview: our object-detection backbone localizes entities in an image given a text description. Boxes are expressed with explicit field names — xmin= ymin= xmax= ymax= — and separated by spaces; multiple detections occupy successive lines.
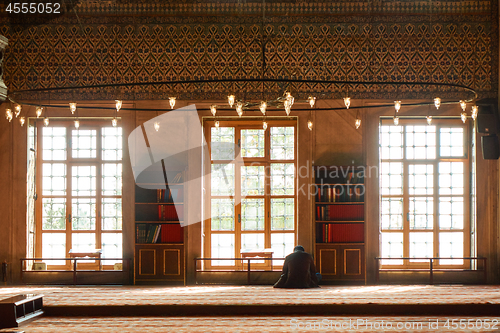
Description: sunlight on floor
xmin=136 ymin=286 xmax=247 ymax=294
xmin=324 ymin=285 xmax=428 ymax=294
xmin=0 ymin=287 xmax=58 ymax=295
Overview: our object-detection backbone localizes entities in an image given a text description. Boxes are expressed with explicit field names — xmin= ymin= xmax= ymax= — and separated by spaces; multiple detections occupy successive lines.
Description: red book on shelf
xmin=161 ymin=224 xmax=184 ymax=243
xmin=330 ymin=223 xmax=364 ymax=242
xmin=328 ymin=204 xmax=364 ymax=221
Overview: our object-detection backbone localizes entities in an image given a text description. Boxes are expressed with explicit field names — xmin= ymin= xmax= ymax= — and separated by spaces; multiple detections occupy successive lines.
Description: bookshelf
xmin=314 ymin=166 xmax=365 ymax=283
xmin=134 ymin=178 xmax=185 ymax=285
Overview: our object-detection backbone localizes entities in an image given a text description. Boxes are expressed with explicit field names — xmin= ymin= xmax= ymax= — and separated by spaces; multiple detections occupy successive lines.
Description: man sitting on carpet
xmin=273 ymin=245 xmax=321 ymax=288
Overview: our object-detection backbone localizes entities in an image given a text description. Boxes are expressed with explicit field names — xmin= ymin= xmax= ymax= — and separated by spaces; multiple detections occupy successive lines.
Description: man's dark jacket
xmin=273 ymin=250 xmax=319 ymax=288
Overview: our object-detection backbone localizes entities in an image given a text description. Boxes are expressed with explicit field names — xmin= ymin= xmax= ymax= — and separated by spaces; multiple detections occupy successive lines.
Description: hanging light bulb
xmin=394 ymin=101 xmax=402 ymax=112
xmin=471 ymin=105 xmax=478 ymax=121
xmin=14 ymin=105 xmax=21 ymax=117
xmin=285 ymin=91 xmax=294 ymax=106
xmin=307 ymin=120 xmax=313 ymax=131
xmin=308 ymin=96 xmax=316 ymax=108
xmin=393 ymin=116 xmax=400 ymax=125
xmin=344 ymin=97 xmax=351 ymax=109
xmin=461 ymin=111 xmax=467 ymax=123
xmin=74 ymin=119 xmax=80 ymax=129
xmin=5 ymin=109 xmax=13 ymax=122
xmin=227 ymin=95 xmax=236 ymax=107
xmin=169 ymin=97 xmax=176 ymax=109
xmin=236 ymin=101 xmax=243 ymax=117
xmin=112 ymin=117 xmax=118 ymax=127
xmin=19 ymin=117 xmax=25 ymax=127
xmin=115 ymin=100 xmax=122 ymax=112
xmin=69 ymin=102 xmax=77 ymax=114
xmin=44 ymin=117 xmax=50 ymax=126
xmin=284 ymin=99 xmax=292 ymax=116
xmin=35 ymin=106 xmax=43 ymax=118
xmin=460 ymin=100 xmax=467 ymax=112
xmin=153 ymin=121 xmax=160 ymax=132
xmin=434 ymin=97 xmax=441 ymax=109
xmin=426 ymin=115 xmax=433 ymax=125
xmin=259 ymin=101 xmax=267 ymax=115
xmin=263 ymin=121 xmax=268 ymax=130
xmin=355 ymin=118 xmax=361 ymax=129
xmin=215 ymin=120 xmax=220 ymax=128
xmin=210 ymin=105 xmax=217 ymax=117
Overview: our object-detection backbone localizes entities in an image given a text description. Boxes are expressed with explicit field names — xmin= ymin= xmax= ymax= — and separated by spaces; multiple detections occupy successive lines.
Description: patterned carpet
xmin=1 ymin=285 xmax=500 ymax=306
xmin=3 ymin=316 xmax=500 ymax=333
xmin=1 ymin=285 xmax=500 ymax=332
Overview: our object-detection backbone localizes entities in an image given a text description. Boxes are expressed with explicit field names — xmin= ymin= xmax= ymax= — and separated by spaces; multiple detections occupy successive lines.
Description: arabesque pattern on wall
xmin=0 ymin=0 xmax=497 ymax=101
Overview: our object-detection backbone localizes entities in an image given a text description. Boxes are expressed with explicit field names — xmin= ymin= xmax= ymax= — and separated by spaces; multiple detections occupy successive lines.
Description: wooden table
xmin=240 ymin=249 xmax=274 ymax=270
xmin=69 ymin=249 xmax=103 ymax=271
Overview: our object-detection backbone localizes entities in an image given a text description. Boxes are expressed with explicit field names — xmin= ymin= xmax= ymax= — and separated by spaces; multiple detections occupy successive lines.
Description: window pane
xmin=406 ymin=125 xmax=436 ymax=159
xmin=102 ymin=198 xmax=122 ymax=230
xmin=72 ymin=233 xmax=96 ymax=252
xmin=409 ymin=164 xmax=433 ymax=195
xmin=102 ymin=163 xmax=122 ymax=196
xmin=241 ymin=234 xmax=265 ymax=251
xmin=381 ymin=197 xmax=403 ymax=230
xmin=241 ymin=233 xmax=266 ymax=263
xmin=409 ymin=232 xmax=433 ymax=262
xmin=72 ymin=165 xmax=96 ymax=196
xmin=409 ymin=197 xmax=433 ymax=229
xmin=381 ymin=233 xmax=403 ymax=265
xmin=211 ymin=199 xmax=234 ymax=231
xmin=43 ymin=163 xmax=66 ymax=195
xmin=271 ymin=198 xmax=294 ymax=230
xmin=380 ymin=125 xmax=403 ymax=160
xmin=241 ymin=129 xmax=265 ymax=157
xmin=42 ymin=198 xmax=66 ymax=230
xmin=102 ymin=127 xmax=123 ymax=161
xmin=439 ymin=232 xmax=464 ymax=265
xmin=42 ymin=127 xmax=66 ymax=161
xmin=439 ymin=197 xmax=464 ymax=230
xmin=380 ymin=162 xmax=403 ymax=195
xmin=241 ymin=199 xmax=264 ymax=231
xmin=72 ymin=198 xmax=96 ymax=230
xmin=271 ymin=233 xmax=294 ymax=266
xmin=42 ymin=233 xmax=66 ymax=265
xmin=241 ymin=165 xmax=265 ymax=196
xmin=440 ymin=128 xmax=464 ymax=157
xmin=211 ymin=164 xmax=234 ymax=196
xmin=271 ymin=163 xmax=294 ymax=195
xmin=72 ymin=129 xmax=97 ymax=158
xmin=102 ymin=233 xmax=122 ymax=266
xmin=211 ymin=127 xmax=235 ymax=160
xmin=270 ymin=127 xmax=294 ymax=160
xmin=211 ymin=234 xmax=234 ymax=266
xmin=439 ymin=162 xmax=464 ymax=195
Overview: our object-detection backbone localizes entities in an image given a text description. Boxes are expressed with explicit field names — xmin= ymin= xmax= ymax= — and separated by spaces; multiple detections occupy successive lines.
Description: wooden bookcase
xmin=134 ymin=181 xmax=185 ymax=285
xmin=314 ymin=166 xmax=365 ymax=283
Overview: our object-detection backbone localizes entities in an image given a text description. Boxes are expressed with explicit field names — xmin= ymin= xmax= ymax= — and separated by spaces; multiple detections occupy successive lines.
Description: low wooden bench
xmin=0 ymin=294 xmax=43 ymax=328
xmin=194 ymin=257 xmax=284 ymax=284
xmin=375 ymin=257 xmax=487 ymax=284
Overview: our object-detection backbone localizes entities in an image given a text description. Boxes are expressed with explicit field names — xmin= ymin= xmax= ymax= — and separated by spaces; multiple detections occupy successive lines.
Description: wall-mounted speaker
xmin=481 ymin=134 xmax=500 ymax=160
xmin=476 ymin=99 xmax=499 ymax=134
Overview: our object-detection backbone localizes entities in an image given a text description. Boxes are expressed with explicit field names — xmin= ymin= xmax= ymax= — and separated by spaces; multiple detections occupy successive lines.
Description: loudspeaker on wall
xmin=481 ymin=134 xmax=500 ymax=160
xmin=476 ymin=102 xmax=499 ymax=134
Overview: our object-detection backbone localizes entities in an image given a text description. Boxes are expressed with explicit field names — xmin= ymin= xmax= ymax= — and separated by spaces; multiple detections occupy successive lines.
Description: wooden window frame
xmin=35 ymin=120 xmax=123 ymax=270
xmin=203 ymin=119 xmax=297 ymax=270
xmin=379 ymin=118 xmax=471 ymax=269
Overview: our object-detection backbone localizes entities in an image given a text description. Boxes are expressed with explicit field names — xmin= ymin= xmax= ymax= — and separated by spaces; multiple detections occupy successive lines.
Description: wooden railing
xmin=375 ymin=257 xmax=487 ymax=284
xmin=20 ymin=258 xmax=132 ymax=285
xmin=194 ymin=257 xmax=284 ymax=285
